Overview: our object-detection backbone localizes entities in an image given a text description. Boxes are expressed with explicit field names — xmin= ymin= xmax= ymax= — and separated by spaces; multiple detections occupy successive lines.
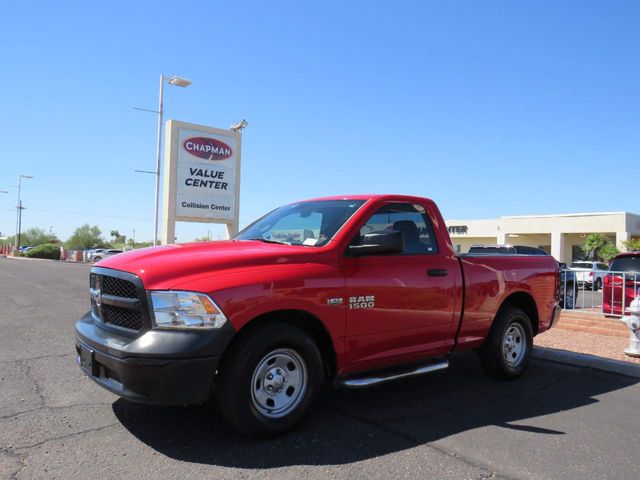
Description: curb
xmin=533 ymin=346 xmax=640 ymax=379
xmin=4 ymin=255 xmax=62 ymax=262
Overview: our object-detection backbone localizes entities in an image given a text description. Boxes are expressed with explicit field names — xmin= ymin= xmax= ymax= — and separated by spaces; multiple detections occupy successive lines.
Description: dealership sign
xmin=162 ymin=120 xmax=242 ymax=243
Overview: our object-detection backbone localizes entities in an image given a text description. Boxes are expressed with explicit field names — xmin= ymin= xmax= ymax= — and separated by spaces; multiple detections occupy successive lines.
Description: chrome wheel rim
xmin=503 ymin=323 xmax=526 ymax=367
xmin=250 ymin=348 xmax=307 ymax=419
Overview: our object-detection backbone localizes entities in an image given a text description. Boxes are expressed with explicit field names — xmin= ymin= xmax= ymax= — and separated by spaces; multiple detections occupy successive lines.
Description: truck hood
xmin=96 ymin=240 xmax=318 ymax=290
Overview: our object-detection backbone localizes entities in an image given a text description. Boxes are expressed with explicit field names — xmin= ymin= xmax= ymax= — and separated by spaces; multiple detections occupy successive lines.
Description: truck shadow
xmin=112 ymin=351 xmax=638 ymax=468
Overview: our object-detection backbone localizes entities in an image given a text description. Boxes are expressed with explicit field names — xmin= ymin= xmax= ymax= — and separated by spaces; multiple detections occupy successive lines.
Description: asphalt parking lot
xmin=1 ymin=257 xmax=639 ymax=479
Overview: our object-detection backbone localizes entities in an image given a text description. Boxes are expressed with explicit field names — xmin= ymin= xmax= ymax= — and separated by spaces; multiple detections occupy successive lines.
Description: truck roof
xmin=298 ymin=194 xmax=436 ymax=203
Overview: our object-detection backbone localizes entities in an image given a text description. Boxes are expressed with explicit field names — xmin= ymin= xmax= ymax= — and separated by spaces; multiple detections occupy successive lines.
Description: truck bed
xmin=455 ymin=254 xmax=559 ymax=350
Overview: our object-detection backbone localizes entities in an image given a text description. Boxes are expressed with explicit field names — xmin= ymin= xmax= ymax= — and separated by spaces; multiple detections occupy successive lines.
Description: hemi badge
xmin=327 ymin=297 xmax=344 ymax=306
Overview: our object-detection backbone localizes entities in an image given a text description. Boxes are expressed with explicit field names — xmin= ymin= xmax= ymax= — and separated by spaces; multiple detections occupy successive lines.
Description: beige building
xmin=445 ymin=211 xmax=640 ymax=263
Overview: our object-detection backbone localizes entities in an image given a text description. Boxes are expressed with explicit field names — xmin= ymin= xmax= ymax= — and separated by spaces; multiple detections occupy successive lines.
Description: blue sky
xmin=1 ymin=1 xmax=638 ymax=243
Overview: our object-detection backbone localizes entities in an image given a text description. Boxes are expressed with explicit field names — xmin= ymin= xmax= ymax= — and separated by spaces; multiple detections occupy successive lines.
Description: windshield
xmin=235 ymin=200 xmax=366 ymax=247
xmin=609 ymin=256 xmax=640 ymax=273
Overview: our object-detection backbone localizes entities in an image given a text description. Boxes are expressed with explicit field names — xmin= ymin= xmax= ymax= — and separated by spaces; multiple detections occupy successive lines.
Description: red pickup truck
xmin=75 ymin=194 xmax=560 ymax=437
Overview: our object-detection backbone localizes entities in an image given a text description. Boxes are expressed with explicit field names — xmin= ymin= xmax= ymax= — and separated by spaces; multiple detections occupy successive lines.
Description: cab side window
xmin=355 ymin=203 xmax=438 ymax=254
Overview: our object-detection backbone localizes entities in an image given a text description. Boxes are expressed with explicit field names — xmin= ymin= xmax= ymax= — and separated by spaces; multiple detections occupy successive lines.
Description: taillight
xmin=605 ymin=274 xmax=621 ymax=286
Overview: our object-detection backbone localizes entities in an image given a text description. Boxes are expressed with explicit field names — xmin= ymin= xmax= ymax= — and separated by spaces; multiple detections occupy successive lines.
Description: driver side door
xmin=343 ymin=201 xmax=460 ymax=373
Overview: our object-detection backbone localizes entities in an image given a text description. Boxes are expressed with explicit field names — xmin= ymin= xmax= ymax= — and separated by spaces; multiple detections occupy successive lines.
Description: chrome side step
xmin=337 ymin=359 xmax=449 ymax=389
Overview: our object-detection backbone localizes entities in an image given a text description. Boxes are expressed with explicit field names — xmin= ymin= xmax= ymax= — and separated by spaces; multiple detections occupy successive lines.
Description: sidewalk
xmin=535 ymin=310 xmax=640 ymax=365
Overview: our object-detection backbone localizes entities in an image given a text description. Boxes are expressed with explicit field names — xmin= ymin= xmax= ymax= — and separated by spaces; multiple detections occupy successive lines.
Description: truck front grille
xmin=102 ymin=304 xmax=144 ymax=330
xmin=102 ymin=276 xmax=138 ymax=298
xmin=90 ymin=269 xmax=146 ymax=333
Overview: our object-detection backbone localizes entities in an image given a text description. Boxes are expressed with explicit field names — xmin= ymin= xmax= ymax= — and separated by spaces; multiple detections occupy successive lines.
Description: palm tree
xmin=583 ymin=233 xmax=612 ymax=261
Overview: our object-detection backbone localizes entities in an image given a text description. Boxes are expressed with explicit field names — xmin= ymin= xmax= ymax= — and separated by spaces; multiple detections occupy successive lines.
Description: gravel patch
xmin=535 ymin=328 xmax=640 ymax=364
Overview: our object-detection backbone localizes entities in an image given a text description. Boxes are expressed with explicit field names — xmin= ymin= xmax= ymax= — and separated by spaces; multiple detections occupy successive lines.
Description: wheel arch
xmin=222 ymin=309 xmax=337 ymax=380
xmin=495 ymin=291 xmax=540 ymax=335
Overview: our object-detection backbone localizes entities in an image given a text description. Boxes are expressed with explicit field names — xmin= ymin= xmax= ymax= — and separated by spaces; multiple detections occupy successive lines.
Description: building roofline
xmin=501 ymin=212 xmax=635 ymax=219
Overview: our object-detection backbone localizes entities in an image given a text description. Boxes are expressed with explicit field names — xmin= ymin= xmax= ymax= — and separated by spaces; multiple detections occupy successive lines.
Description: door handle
xmin=427 ymin=269 xmax=448 ymax=277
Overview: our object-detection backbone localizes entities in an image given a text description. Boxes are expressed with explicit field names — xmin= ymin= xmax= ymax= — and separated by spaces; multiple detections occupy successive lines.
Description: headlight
xmin=150 ymin=291 xmax=227 ymax=329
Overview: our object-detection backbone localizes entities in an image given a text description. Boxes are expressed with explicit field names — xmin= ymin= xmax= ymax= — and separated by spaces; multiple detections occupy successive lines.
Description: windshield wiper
xmin=248 ymin=237 xmax=290 ymax=245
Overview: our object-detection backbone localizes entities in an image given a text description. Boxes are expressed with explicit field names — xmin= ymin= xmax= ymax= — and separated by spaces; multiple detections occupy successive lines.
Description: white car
xmin=569 ymin=261 xmax=609 ymax=290
xmin=92 ymin=249 xmax=123 ymax=262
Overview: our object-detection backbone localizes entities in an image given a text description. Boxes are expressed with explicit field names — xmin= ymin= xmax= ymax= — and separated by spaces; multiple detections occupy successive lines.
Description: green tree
xmin=126 ymin=238 xmax=152 ymax=249
xmin=109 ymin=229 xmax=127 ymax=248
xmin=623 ymin=238 xmax=640 ymax=251
xmin=193 ymin=235 xmax=210 ymax=242
xmin=66 ymin=224 xmax=107 ymax=250
xmin=583 ymin=233 xmax=613 ymax=261
xmin=1 ymin=228 xmax=58 ymax=247
xmin=21 ymin=227 xmax=58 ymax=246
xmin=599 ymin=243 xmax=619 ymax=262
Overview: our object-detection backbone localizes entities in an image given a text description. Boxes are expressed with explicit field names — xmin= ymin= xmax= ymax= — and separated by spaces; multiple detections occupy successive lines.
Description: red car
xmin=603 ymin=252 xmax=640 ymax=315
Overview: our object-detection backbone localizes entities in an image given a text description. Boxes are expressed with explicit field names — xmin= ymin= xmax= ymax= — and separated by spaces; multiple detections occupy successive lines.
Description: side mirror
xmin=348 ymin=231 xmax=403 ymax=256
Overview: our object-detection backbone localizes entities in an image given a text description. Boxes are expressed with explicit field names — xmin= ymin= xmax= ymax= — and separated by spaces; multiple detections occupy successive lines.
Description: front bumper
xmin=75 ymin=311 xmax=235 ymax=405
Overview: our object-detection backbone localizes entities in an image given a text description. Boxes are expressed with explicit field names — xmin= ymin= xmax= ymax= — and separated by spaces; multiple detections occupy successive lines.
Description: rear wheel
xmin=216 ymin=322 xmax=324 ymax=438
xmin=595 ymin=278 xmax=602 ymax=290
xmin=478 ymin=307 xmax=533 ymax=379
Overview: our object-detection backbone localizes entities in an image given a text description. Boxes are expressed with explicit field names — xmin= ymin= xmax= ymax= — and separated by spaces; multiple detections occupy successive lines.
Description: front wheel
xmin=478 ymin=307 xmax=533 ymax=379
xmin=215 ymin=322 xmax=324 ymax=438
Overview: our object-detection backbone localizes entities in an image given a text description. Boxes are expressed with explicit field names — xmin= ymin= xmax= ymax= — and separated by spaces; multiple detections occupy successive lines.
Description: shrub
xmin=25 ymin=243 xmax=61 ymax=260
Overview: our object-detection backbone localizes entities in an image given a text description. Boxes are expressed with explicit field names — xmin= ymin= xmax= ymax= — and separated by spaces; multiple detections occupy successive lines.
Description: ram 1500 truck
xmin=75 ymin=194 xmax=560 ymax=437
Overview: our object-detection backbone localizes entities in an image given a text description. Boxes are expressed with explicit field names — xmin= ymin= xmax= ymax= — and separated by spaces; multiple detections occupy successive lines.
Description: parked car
xmin=76 ymin=194 xmax=560 ymax=437
xmin=558 ymin=262 xmax=578 ymax=309
xmin=603 ymin=252 xmax=640 ymax=315
xmin=92 ymin=249 xmax=123 ymax=262
xmin=19 ymin=245 xmax=33 ymax=253
xmin=468 ymin=245 xmax=549 ymax=255
xmin=87 ymin=248 xmax=108 ymax=261
xmin=569 ymin=261 xmax=609 ymax=290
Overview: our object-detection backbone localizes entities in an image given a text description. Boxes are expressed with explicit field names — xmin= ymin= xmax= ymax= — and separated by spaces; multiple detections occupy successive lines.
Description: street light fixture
xmin=15 ymin=175 xmax=33 ymax=252
xmin=167 ymin=76 xmax=192 ymax=87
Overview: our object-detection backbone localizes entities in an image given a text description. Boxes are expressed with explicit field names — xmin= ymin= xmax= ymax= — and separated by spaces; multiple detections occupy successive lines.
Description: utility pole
xmin=14 ymin=175 xmax=33 ymax=253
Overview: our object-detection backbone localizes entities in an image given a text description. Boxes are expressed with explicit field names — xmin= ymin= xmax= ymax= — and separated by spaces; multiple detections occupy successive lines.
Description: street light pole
xmin=152 ymin=75 xmax=165 ymax=247
xmin=14 ymin=175 xmax=33 ymax=252
xmin=149 ymin=74 xmax=191 ymax=246
xmin=17 ymin=200 xmax=24 ymax=250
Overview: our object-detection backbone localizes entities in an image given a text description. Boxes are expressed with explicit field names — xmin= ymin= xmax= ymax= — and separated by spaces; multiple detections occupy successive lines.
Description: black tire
xmin=215 ymin=322 xmax=324 ymax=438
xmin=595 ymin=278 xmax=602 ymax=291
xmin=563 ymin=283 xmax=576 ymax=309
xmin=93 ymin=256 xmax=102 ymax=262
xmin=478 ymin=307 xmax=533 ymax=380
